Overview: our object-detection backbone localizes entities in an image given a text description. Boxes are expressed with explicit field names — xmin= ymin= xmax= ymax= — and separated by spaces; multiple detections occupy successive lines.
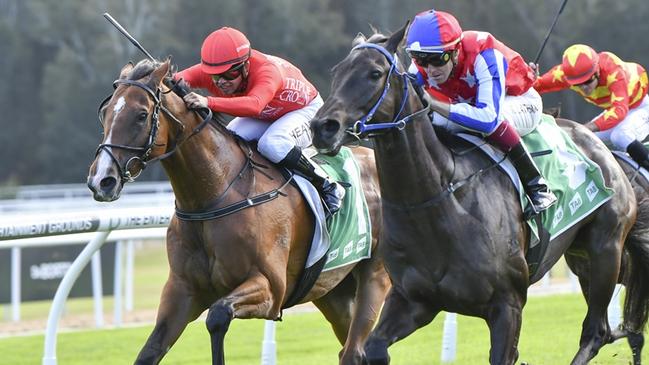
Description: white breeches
xmin=595 ymin=95 xmax=649 ymax=151
xmin=227 ymin=94 xmax=323 ymax=162
xmin=432 ymin=88 xmax=543 ymax=136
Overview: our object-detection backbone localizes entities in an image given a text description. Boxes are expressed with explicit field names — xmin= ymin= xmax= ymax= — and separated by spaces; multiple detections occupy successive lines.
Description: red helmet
xmin=200 ymin=27 xmax=251 ymax=74
xmin=561 ymin=44 xmax=599 ymax=85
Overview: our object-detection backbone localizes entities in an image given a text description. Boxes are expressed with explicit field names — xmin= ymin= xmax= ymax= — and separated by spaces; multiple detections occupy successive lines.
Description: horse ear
xmin=119 ymin=62 xmax=134 ymax=79
xmin=352 ymin=32 xmax=367 ymax=47
xmin=163 ymin=55 xmax=178 ymax=74
xmin=385 ymin=21 xmax=409 ymax=54
xmin=151 ymin=60 xmax=171 ymax=85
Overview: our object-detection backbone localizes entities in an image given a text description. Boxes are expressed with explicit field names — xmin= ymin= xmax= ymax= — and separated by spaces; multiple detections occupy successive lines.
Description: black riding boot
xmin=626 ymin=140 xmax=649 ymax=170
xmin=509 ymin=142 xmax=558 ymax=219
xmin=280 ymin=146 xmax=347 ymax=217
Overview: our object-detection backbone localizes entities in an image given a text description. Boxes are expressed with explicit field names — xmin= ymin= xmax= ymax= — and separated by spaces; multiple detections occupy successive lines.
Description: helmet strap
xmin=449 ymin=49 xmax=460 ymax=78
xmin=236 ymin=61 xmax=250 ymax=93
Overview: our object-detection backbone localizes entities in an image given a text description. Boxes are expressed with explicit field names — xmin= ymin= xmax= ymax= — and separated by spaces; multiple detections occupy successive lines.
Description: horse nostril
xmin=322 ymin=119 xmax=341 ymax=136
xmin=99 ymin=177 xmax=117 ymax=192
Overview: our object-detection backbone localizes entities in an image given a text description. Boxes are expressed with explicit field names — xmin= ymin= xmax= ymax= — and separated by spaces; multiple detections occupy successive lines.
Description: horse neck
xmin=159 ymin=102 xmax=245 ymax=212
xmin=373 ymin=93 xmax=454 ymax=204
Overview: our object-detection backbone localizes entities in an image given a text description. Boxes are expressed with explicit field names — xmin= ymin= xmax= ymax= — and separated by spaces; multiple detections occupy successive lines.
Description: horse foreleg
xmin=135 ymin=278 xmax=205 ymax=365
xmin=342 ymin=260 xmax=390 ymax=365
xmin=485 ymin=296 xmax=524 ymax=365
xmin=609 ymin=328 xmax=645 ymax=365
xmin=206 ymin=274 xmax=277 ymax=365
xmin=313 ymin=276 xmax=354 ymax=344
xmin=364 ymin=286 xmax=439 ymax=365
xmin=206 ymin=302 xmax=232 ymax=365
xmin=314 ymin=260 xmax=390 ymax=365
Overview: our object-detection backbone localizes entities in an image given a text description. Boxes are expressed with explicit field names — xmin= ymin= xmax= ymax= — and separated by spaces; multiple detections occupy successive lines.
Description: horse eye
xmin=369 ymin=70 xmax=383 ymax=80
xmin=138 ymin=111 xmax=148 ymax=121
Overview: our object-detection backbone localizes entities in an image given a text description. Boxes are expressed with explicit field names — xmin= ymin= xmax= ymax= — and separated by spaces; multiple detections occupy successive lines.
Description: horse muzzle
xmin=87 ymin=174 xmax=122 ymax=202
xmin=87 ymin=156 xmax=124 ymax=202
xmin=310 ymin=117 xmax=345 ymax=154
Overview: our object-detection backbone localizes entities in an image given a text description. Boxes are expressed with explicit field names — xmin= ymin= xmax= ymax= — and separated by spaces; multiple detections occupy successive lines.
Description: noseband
xmin=349 ymin=43 xmax=430 ymax=138
xmin=96 ymin=79 xmax=162 ymax=182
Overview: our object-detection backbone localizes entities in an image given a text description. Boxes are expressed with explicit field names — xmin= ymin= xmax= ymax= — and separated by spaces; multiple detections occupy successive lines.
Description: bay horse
xmin=310 ymin=25 xmax=649 ymax=365
xmin=86 ymin=59 xmax=390 ymax=365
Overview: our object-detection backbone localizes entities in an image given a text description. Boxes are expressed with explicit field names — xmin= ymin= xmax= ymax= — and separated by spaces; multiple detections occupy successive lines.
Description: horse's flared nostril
xmin=323 ymin=119 xmax=341 ymax=136
xmin=312 ymin=118 xmax=341 ymax=139
xmin=99 ymin=177 xmax=117 ymax=193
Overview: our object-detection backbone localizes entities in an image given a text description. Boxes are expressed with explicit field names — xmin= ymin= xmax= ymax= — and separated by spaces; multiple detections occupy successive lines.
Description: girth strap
xmin=175 ymin=188 xmax=284 ymax=221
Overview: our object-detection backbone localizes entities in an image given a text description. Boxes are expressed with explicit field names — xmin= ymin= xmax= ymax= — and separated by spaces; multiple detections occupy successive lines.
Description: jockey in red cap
xmin=406 ymin=9 xmax=557 ymax=218
xmin=534 ymin=44 xmax=649 ymax=170
xmin=175 ymin=27 xmax=346 ymax=216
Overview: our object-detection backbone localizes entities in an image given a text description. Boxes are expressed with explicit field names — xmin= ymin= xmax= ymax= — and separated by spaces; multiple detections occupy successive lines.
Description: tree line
xmin=1 ymin=0 xmax=647 ymax=185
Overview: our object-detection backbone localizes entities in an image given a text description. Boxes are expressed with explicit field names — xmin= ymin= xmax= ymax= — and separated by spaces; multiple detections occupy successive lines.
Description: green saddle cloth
xmin=522 ymin=114 xmax=614 ymax=244
xmin=314 ymin=147 xmax=372 ymax=271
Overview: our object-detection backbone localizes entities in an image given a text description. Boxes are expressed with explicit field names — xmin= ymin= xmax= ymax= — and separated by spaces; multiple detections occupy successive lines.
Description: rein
xmin=382 ymin=151 xmax=507 ymax=211
xmin=96 ymin=74 xmax=293 ymax=221
xmin=351 ymin=42 xmax=506 ymax=211
xmin=348 ymin=43 xmax=430 ymax=139
xmin=175 ymin=140 xmax=294 ymax=221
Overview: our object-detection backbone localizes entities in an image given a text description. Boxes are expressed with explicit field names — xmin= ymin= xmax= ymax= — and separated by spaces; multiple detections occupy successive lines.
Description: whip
xmin=533 ymin=0 xmax=569 ymax=65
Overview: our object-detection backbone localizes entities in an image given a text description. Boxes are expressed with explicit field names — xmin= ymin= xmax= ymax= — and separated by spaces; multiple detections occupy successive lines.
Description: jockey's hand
xmin=183 ymin=92 xmax=208 ymax=110
xmin=528 ymin=62 xmax=540 ymax=78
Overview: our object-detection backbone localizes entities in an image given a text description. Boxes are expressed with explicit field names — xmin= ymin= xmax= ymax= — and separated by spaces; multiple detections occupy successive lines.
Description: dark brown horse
xmin=86 ymin=59 xmax=390 ymax=365
xmin=310 ymin=26 xmax=649 ymax=365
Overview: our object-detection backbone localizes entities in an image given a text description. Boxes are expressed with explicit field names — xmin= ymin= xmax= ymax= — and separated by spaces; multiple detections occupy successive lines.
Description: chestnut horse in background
xmin=87 ymin=59 xmax=389 ymax=365
xmin=310 ymin=26 xmax=649 ymax=365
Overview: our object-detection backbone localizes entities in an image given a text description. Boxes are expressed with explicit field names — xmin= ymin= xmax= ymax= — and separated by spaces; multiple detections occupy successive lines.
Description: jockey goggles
xmin=211 ymin=62 xmax=246 ymax=81
xmin=408 ymin=50 xmax=453 ymax=67
xmin=576 ymin=72 xmax=598 ymax=87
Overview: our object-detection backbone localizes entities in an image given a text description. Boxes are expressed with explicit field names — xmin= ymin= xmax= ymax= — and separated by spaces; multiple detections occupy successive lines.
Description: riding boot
xmin=279 ymin=146 xmax=347 ymax=217
xmin=486 ymin=120 xmax=557 ymax=219
xmin=626 ymin=140 xmax=649 ymax=171
xmin=508 ymin=142 xmax=558 ymax=219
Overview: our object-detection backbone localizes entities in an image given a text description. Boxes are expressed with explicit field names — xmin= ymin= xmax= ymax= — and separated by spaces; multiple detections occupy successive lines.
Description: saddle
xmin=436 ymin=115 xmax=614 ymax=280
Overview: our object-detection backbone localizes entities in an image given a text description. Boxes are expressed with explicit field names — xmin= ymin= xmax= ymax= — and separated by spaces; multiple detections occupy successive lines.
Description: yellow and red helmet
xmin=561 ymin=44 xmax=599 ymax=85
xmin=200 ymin=27 xmax=251 ymax=74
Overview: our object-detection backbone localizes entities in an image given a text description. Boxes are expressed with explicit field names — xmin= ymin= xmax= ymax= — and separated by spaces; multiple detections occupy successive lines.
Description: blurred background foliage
xmin=1 ymin=0 xmax=647 ymax=185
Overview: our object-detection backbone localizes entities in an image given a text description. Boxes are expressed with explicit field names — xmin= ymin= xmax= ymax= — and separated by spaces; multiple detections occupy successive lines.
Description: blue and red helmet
xmin=405 ymin=10 xmax=463 ymax=54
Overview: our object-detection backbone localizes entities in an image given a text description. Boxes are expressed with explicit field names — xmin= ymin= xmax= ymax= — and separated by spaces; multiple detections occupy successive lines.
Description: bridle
xmin=348 ymin=42 xmax=503 ymax=212
xmin=348 ymin=42 xmax=430 ymax=139
xmin=96 ymin=79 xmax=162 ymax=182
xmin=96 ymin=78 xmax=212 ymax=183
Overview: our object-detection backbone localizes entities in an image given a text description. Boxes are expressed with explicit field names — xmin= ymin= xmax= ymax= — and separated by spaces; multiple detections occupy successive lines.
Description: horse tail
xmin=622 ymin=196 xmax=649 ymax=333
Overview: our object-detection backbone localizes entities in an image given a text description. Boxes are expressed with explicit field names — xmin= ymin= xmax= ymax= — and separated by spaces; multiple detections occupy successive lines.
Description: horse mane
xmin=128 ymin=59 xmax=161 ymax=81
xmin=126 ymin=59 xmax=235 ymax=130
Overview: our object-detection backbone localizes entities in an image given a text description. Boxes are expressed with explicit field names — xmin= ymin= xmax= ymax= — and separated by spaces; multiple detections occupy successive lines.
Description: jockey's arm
xmin=590 ymin=71 xmax=631 ymax=132
xmin=426 ymin=94 xmax=451 ymax=118
xmin=446 ymin=49 xmax=505 ymax=134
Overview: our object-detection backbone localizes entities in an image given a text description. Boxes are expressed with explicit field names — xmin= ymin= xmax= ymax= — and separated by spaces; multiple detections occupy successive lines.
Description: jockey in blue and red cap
xmin=406 ymin=9 xmax=557 ymax=217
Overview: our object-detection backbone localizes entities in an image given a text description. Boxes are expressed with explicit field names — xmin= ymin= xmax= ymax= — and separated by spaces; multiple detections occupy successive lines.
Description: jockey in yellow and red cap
xmin=175 ymin=27 xmax=346 ymax=216
xmin=534 ymin=44 xmax=649 ymax=170
xmin=406 ymin=9 xmax=557 ymax=218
